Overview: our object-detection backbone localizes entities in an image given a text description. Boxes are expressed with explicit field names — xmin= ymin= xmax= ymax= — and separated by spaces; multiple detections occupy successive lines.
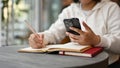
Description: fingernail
xmin=66 ymin=32 xmax=69 ymax=35
xmin=69 ymin=27 xmax=73 ymax=29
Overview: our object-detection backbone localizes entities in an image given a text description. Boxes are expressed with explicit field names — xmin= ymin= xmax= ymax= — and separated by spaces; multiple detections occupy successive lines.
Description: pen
xmin=24 ymin=20 xmax=40 ymax=39
xmin=24 ymin=20 xmax=45 ymax=48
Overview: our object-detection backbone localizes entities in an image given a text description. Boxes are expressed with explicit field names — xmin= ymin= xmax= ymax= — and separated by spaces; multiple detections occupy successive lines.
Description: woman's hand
xmin=28 ymin=33 xmax=45 ymax=49
xmin=66 ymin=22 xmax=100 ymax=46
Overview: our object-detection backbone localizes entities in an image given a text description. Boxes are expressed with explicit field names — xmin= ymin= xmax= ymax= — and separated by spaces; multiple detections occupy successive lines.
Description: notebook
xmin=18 ymin=42 xmax=92 ymax=53
xmin=59 ymin=47 xmax=103 ymax=57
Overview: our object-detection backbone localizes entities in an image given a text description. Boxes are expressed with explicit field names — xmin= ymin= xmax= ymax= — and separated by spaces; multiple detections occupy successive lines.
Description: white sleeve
xmin=40 ymin=9 xmax=69 ymax=45
xmin=97 ymin=3 xmax=120 ymax=54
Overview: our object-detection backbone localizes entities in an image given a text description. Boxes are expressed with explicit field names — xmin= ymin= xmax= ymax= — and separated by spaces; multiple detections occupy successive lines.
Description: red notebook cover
xmin=59 ymin=47 xmax=103 ymax=57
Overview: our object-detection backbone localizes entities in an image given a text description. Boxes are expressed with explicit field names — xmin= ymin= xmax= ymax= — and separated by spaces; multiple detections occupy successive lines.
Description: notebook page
xmin=47 ymin=42 xmax=91 ymax=51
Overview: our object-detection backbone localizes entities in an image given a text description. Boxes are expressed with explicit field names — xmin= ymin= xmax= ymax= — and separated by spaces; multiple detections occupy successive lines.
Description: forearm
xmin=42 ymin=26 xmax=66 ymax=45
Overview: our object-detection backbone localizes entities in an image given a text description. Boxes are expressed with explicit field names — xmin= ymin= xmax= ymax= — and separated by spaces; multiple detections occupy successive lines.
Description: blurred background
xmin=0 ymin=0 xmax=75 ymax=46
xmin=0 ymin=0 xmax=119 ymax=46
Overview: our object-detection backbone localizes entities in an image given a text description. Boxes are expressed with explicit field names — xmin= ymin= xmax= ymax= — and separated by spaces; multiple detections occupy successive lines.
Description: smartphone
xmin=63 ymin=18 xmax=81 ymax=35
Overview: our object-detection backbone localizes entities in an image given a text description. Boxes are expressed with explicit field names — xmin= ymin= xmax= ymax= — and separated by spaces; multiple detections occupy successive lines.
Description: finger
xmin=71 ymin=39 xmax=79 ymax=43
xmin=31 ymin=34 xmax=45 ymax=47
xmin=29 ymin=39 xmax=39 ymax=49
xmin=29 ymin=38 xmax=43 ymax=48
xmin=39 ymin=34 xmax=45 ymax=47
xmin=28 ymin=36 xmax=33 ymax=42
xmin=31 ymin=34 xmax=42 ymax=42
xmin=70 ymin=27 xmax=84 ymax=35
xmin=66 ymin=32 xmax=80 ymax=40
xmin=29 ymin=35 xmax=41 ymax=44
xmin=30 ymin=34 xmax=41 ymax=43
xmin=34 ymin=37 xmax=41 ymax=43
xmin=36 ymin=43 xmax=43 ymax=48
xmin=69 ymin=38 xmax=80 ymax=43
xmin=30 ymin=34 xmax=35 ymax=39
xmin=29 ymin=37 xmax=38 ymax=45
xmin=35 ymin=33 xmax=40 ymax=39
xmin=29 ymin=34 xmax=44 ymax=48
xmin=36 ymin=34 xmax=41 ymax=43
xmin=39 ymin=34 xmax=44 ymax=41
xmin=82 ymin=22 xmax=93 ymax=32
xmin=30 ymin=34 xmax=38 ymax=42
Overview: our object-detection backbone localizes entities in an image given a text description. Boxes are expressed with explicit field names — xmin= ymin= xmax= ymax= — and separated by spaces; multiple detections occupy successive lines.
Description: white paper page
xmin=46 ymin=42 xmax=90 ymax=50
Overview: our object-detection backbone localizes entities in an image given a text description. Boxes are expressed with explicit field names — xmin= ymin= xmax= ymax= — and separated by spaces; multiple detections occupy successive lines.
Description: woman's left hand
xmin=66 ymin=22 xmax=100 ymax=46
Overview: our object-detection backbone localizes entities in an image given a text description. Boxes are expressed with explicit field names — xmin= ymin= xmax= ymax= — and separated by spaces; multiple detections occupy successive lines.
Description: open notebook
xmin=18 ymin=42 xmax=92 ymax=53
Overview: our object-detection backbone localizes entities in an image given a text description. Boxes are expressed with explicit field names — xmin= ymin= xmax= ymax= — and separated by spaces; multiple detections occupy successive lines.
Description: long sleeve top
xmin=40 ymin=1 xmax=120 ymax=64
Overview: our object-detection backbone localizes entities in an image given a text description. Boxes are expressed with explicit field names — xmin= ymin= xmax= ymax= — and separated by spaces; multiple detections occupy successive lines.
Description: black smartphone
xmin=63 ymin=18 xmax=81 ymax=35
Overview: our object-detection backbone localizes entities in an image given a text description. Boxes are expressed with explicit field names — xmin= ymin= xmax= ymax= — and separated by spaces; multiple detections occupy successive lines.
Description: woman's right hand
xmin=28 ymin=33 xmax=45 ymax=49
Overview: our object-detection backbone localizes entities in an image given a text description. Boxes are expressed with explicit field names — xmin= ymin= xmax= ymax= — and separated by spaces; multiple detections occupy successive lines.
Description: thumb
xmin=39 ymin=34 xmax=44 ymax=40
xmin=82 ymin=22 xmax=92 ymax=32
xmin=41 ymin=34 xmax=44 ymax=39
xmin=41 ymin=34 xmax=45 ymax=47
xmin=38 ymin=34 xmax=44 ymax=44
